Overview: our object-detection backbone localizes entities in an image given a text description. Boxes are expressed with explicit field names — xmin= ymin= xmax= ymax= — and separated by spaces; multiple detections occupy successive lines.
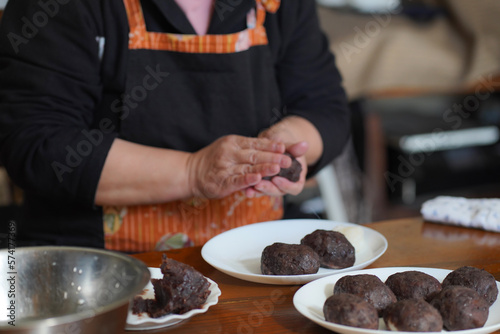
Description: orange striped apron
xmin=103 ymin=0 xmax=283 ymax=253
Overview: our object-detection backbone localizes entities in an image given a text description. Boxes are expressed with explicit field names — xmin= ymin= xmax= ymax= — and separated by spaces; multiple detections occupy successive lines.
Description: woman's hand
xmin=248 ymin=116 xmax=324 ymax=197
xmin=250 ymin=118 xmax=309 ymax=197
xmin=186 ymin=135 xmax=292 ymax=199
xmin=246 ymin=141 xmax=308 ymax=197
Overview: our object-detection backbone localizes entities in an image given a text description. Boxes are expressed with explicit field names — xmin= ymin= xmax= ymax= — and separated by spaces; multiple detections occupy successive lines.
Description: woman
xmin=0 ymin=0 xmax=349 ymax=252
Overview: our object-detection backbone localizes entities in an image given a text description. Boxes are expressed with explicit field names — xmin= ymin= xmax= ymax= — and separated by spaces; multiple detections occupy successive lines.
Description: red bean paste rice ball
xmin=385 ymin=270 xmax=442 ymax=302
xmin=323 ymin=293 xmax=379 ymax=329
xmin=442 ymin=266 xmax=498 ymax=306
xmin=430 ymin=285 xmax=489 ymax=331
xmin=334 ymin=274 xmax=397 ymax=316
xmin=383 ymin=298 xmax=443 ymax=332
xmin=261 ymin=242 xmax=320 ymax=275
xmin=300 ymin=229 xmax=355 ymax=269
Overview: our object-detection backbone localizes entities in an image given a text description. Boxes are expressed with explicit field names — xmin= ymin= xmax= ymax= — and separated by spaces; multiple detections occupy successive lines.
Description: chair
xmin=315 ymin=163 xmax=348 ymax=222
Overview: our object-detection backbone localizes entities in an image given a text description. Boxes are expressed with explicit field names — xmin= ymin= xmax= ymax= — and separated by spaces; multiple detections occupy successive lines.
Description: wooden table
xmin=128 ymin=217 xmax=500 ymax=333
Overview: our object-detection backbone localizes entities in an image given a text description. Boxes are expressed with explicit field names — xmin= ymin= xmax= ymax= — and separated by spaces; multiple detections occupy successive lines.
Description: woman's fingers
xmin=286 ymin=141 xmax=309 ymax=158
xmin=233 ymin=135 xmax=286 ymax=153
xmin=232 ymin=162 xmax=281 ymax=179
xmin=254 ymin=176 xmax=304 ymax=196
xmin=271 ymin=175 xmax=305 ymax=196
xmin=234 ymin=150 xmax=291 ymax=169
xmin=252 ymin=153 xmax=308 ymax=196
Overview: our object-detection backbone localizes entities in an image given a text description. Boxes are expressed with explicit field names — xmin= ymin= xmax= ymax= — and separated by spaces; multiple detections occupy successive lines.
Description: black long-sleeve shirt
xmin=0 ymin=0 xmax=349 ymax=247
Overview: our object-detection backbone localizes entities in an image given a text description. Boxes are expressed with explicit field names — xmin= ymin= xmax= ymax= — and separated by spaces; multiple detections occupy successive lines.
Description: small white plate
xmin=125 ymin=267 xmax=221 ymax=331
xmin=201 ymin=219 xmax=388 ymax=285
xmin=293 ymin=267 xmax=500 ymax=334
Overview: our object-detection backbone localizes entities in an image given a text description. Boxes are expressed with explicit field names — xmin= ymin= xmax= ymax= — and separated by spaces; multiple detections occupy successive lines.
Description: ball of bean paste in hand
xmin=263 ymin=153 xmax=302 ymax=182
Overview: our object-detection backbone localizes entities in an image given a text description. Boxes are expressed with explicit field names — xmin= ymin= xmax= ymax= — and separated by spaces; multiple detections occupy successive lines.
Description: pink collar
xmin=173 ymin=0 xmax=215 ymax=35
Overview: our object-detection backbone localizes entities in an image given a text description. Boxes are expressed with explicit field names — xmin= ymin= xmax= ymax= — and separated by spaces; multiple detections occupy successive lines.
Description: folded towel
xmin=421 ymin=196 xmax=500 ymax=233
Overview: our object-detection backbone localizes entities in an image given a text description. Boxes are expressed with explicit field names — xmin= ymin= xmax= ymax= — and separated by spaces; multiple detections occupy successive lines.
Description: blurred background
xmin=0 ymin=0 xmax=499 ymax=225
xmin=287 ymin=0 xmax=500 ymax=223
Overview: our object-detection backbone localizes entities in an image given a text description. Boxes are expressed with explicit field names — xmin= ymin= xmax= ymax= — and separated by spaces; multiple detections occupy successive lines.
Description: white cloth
xmin=421 ymin=196 xmax=500 ymax=233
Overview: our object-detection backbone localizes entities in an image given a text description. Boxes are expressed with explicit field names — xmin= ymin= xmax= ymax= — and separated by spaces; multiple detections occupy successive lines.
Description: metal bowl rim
xmin=0 ymin=246 xmax=151 ymax=329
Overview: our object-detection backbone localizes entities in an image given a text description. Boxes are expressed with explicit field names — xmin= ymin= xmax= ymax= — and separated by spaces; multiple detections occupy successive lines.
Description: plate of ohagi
xmin=125 ymin=258 xmax=221 ymax=331
xmin=201 ymin=219 xmax=388 ymax=285
xmin=293 ymin=266 xmax=500 ymax=334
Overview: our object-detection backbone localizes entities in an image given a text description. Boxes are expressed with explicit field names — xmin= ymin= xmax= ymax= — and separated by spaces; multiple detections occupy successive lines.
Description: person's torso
xmin=101 ymin=0 xmax=284 ymax=252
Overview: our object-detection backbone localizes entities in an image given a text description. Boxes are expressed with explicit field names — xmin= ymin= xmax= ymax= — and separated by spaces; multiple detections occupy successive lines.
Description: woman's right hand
xmin=186 ymin=135 xmax=292 ymax=199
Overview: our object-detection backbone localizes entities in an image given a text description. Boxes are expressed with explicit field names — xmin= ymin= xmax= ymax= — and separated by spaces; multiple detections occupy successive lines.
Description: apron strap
xmin=261 ymin=0 xmax=281 ymax=13
xmin=123 ymin=0 xmax=280 ymax=53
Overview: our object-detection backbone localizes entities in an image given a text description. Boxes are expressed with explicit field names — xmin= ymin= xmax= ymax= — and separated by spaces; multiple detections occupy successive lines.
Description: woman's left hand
xmin=246 ymin=118 xmax=312 ymax=197
xmin=245 ymin=141 xmax=308 ymax=197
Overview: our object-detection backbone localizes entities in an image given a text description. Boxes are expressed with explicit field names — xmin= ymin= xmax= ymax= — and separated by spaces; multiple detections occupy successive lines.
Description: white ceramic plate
xmin=201 ymin=219 xmax=388 ymax=285
xmin=293 ymin=267 xmax=500 ymax=334
xmin=125 ymin=267 xmax=221 ymax=331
